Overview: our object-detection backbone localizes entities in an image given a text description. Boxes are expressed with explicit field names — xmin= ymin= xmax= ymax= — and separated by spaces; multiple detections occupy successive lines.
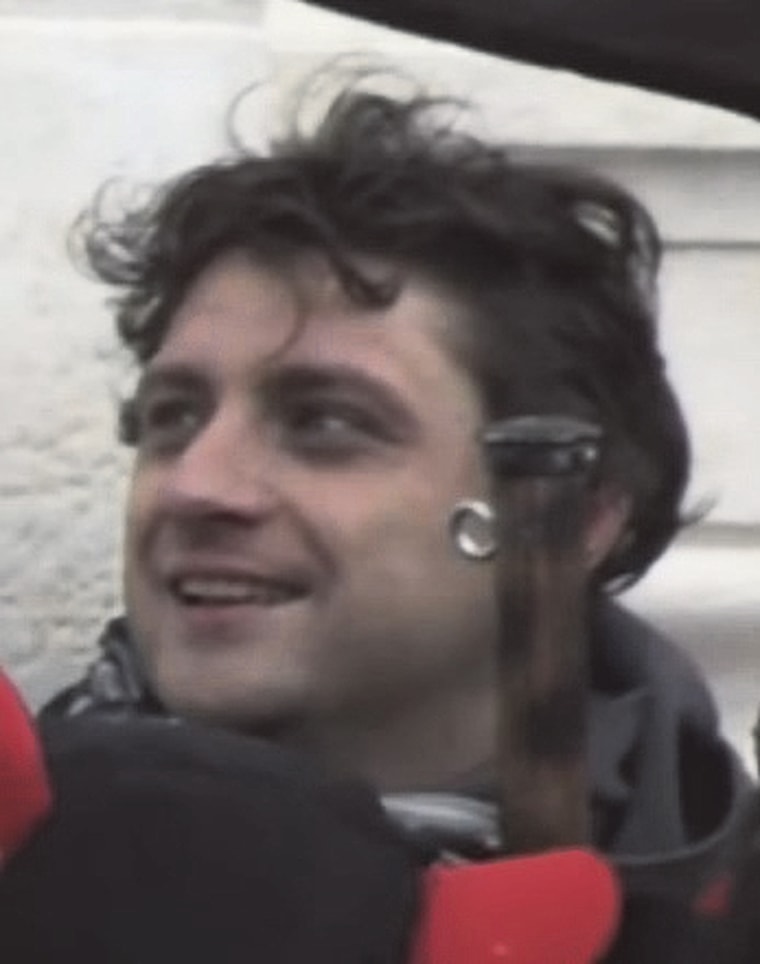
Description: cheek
xmin=122 ymin=468 xmax=161 ymax=576
xmin=313 ymin=433 xmax=487 ymax=554
xmin=317 ymin=471 xmax=481 ymax=591
xmin=318 ymin=487 xmax=499 ymax=686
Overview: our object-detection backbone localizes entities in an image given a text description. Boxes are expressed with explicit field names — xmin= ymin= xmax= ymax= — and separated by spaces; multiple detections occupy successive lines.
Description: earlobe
xmin=584 ymin=489 xmax=632 ymax=573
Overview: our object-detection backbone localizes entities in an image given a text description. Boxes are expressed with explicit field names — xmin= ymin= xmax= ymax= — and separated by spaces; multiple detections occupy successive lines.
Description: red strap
xmin=409 ymin=848 xmax=621 ymax=964
xmin=0 ymin=670 xmax=53 ymax=867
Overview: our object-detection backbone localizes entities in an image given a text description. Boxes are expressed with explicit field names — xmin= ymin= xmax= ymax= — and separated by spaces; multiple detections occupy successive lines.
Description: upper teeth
xmin=176 ymin=577 xmax=296 ymax=605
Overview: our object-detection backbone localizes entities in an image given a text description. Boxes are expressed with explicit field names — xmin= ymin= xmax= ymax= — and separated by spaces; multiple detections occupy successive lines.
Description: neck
xmin=281 ymin=680 xmax=500 ymax=794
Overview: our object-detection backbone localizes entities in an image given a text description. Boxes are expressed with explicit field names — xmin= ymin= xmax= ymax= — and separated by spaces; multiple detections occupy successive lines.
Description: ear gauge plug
xmin=449 ymin=499 xmax=498 ymax=561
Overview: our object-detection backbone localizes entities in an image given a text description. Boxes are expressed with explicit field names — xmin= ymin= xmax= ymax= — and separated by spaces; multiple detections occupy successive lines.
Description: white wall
xmin=0 ymin=4 xmax=270 ymax=702
xmin=0 ymin=0 xmax=758 ymax=766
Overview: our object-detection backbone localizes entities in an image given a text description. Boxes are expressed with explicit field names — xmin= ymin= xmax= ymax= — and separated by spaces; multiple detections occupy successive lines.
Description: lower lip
xmin=172 ymin=598 xmax=299 ymax=638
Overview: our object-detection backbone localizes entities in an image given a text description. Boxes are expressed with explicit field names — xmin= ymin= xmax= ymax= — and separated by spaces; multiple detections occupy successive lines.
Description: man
xmin=40 ymin=82 xmax=748 ymax=957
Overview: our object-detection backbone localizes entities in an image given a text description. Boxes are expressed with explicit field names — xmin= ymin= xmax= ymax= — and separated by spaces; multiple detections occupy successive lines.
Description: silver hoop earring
xmin=449 ymin=499 xmax=498 ymax=561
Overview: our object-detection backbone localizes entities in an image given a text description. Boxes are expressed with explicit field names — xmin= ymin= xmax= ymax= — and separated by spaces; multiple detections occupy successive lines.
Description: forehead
xmin=149 ymin=250 xmax=479 ymax=406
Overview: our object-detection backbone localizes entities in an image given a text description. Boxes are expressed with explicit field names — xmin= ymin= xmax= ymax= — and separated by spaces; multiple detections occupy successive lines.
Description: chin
xmin=161 ymin=677 xmax=308 ymax=737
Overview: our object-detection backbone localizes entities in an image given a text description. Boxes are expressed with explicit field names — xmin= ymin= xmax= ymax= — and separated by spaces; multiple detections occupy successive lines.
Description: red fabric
xmin=0 ymin=670 xmax=53 ymax=866
xmin=410 ymin=848 xmax=621 ymax=964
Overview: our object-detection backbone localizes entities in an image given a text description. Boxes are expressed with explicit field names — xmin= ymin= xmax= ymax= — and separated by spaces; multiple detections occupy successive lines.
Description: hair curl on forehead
xmin=73 ymin=74 xmax=689 ymax=589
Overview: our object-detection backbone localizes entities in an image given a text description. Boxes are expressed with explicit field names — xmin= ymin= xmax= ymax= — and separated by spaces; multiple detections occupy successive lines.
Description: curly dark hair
xmin=75 ymin=82 xmax=690 ymax=589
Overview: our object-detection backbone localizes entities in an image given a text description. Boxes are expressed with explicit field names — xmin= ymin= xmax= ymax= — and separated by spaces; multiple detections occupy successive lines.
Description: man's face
xmin=124 ymin=250 xmax=499 ymax=742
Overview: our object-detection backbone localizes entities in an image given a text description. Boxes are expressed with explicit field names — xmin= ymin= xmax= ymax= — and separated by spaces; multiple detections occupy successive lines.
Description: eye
xmin=282 ymin=398 xmax=387 ymax=459
xmin=126 ymin=391 xmax=206 ymax=454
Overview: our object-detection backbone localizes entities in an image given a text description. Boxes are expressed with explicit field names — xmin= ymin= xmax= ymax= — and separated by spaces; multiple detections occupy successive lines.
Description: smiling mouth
xmin=170 ymin=576 xmax=307 ymax=608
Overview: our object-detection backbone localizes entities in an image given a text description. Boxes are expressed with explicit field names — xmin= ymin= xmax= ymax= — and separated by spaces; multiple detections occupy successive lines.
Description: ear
xmin=583 ymin=486 xmax=632 ymax=574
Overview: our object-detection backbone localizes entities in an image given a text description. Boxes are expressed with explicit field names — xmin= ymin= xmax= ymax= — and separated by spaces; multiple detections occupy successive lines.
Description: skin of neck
xmin=276 ymin=672 xmax=501 ymax=795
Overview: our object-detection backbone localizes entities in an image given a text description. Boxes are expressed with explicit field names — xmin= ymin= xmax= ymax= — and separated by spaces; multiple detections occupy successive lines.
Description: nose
xmin=161 ymin=407 xmax=280 ymax=522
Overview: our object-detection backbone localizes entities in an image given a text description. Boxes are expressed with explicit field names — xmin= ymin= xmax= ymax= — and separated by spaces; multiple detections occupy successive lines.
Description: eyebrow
xmin=262 ymin=363 xmax=421 ymax=439
xmin=134 ymin=360 xmax=422 ymax=441
xmin=133 ymin=364 xmax=208 ymax=399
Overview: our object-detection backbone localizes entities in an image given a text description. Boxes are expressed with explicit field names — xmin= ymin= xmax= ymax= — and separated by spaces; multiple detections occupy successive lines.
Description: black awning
xmin=311 ymin=0 xmax=760 ymax=120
